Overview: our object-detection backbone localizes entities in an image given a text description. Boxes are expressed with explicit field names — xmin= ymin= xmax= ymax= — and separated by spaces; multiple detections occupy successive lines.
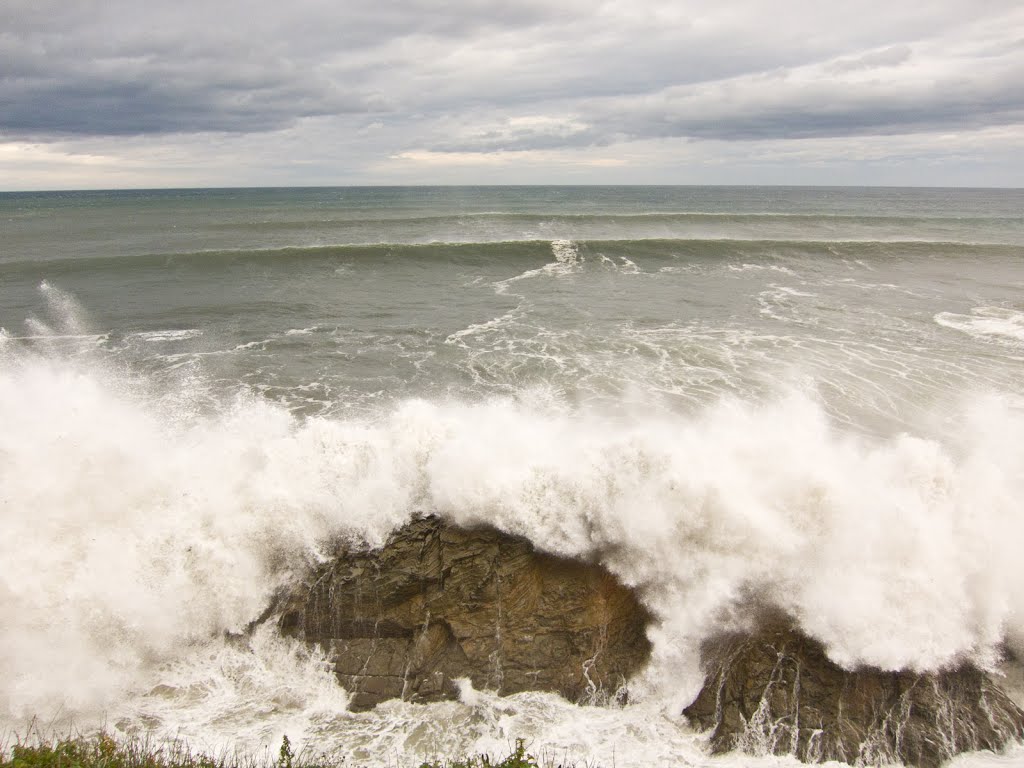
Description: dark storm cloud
xmin=1 ymin=1 xmax=383 ymax=135
xmin=1 ymin=0 xmax=1022 ymax=148
xmin=0 ymin=0 xmax=568 ymax=136
xmin=1 ymin=72 xmax=384 ymax=136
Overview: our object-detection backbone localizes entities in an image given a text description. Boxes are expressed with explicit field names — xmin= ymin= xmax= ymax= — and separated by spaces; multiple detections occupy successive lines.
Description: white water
xmin=3 ymin=291 xmax=1024 ymax=766
xmin=493 ymin=239 xmax=582 ymax=293
xmin=935 ymin=307 xmax=1024 ymax=345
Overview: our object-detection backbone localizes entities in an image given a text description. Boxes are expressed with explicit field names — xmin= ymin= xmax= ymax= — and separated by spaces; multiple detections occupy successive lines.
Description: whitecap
xmin=935 ymin=307 xmax=1024 ymax=343
xmin=493 ymin=240 xmax=582 ymax=293
xmin=727 ymin=263 xmax=797 ymax=275
xmin=127 ymin=329 xmax=203 ymax=343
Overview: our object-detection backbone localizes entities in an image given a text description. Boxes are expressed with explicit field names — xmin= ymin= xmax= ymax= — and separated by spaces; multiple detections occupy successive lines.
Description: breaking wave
xmin=3 ymin=289 xmax=1024 ymax=747
xmin=3 ymin=238 xmax=1020 ymax=277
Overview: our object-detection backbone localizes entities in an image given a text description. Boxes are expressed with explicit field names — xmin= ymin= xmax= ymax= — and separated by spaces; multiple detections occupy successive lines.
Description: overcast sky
xmin=2 ymin=0 xmax=1023 ymax=189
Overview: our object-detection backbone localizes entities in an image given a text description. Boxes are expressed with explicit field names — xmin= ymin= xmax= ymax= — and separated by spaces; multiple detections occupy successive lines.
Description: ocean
xmin=1 ymin=186 xmax=1023 ymax=767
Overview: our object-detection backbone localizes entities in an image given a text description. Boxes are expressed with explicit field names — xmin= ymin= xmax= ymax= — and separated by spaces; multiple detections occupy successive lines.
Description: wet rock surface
xmin=278 ymin=516 xmax=1024 ymax=765
xmin=683 ymin=622 xmax=1024 ymax=768
xmin=278 ymin=516 xmax=652 ymax=710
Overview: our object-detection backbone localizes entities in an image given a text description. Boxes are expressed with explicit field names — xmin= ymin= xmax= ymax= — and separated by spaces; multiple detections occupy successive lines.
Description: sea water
xmin=1 ymin=186 xmax=1023 ymax=767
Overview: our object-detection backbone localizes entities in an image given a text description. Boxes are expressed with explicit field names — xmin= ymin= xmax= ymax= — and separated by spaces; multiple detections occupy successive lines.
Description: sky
xmin=2 ymin=0 xmax=1023 ymax=189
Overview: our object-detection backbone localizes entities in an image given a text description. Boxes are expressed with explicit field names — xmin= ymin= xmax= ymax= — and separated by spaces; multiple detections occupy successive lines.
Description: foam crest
xmin=126 ymin=329 xmax=204 ymax=343
xmin=935 ymin=307 xmax=1024 ymax=344
xmin=493 ymin=240 xmax=582 ymax=293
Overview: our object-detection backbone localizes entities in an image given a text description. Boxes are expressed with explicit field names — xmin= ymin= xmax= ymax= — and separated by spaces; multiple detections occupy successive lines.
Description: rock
xmin=277 ymin=516 xmax=1024 ymax=765
xmin=682 ymin=621 xmax=1024 ymax=768
xmin=277 ymin=516 xmax=652 ymax=710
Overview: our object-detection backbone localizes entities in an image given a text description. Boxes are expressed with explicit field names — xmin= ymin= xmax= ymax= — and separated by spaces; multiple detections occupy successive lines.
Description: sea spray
xmin=3 ymin=299 xmax=1024 ymax=734
xmin=0 ymin=298 xmax=414 ymax=722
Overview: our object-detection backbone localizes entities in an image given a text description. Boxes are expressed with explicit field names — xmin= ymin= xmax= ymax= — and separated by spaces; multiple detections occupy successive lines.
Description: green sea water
xmin=2 ymin=186 xmax=1022 ymax=424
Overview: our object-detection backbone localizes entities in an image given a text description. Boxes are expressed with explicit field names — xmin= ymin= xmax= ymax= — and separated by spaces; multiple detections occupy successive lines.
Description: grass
xmin=417 ymin=740 xmax=540 ymax=768
xmin=0 ymin=733 xmax=546 ymax=768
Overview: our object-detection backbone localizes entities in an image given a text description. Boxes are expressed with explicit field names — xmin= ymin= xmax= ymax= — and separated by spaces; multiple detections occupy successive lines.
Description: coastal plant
xmin=277 ymin=737 xmax=292 ymax=768
xmin=2 ymin=734 xmax=555 ymax=768
xmin=1 ymin=732 xmax=226 ymax=768
xmin=418 ymin=739 xmax=540 ymax=768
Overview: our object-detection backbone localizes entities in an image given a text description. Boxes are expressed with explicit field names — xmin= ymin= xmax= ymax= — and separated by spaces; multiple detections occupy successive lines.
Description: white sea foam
xmin=757 ymin=284 xmax=819 ymax=325
xmin=728 ymin=263 xmax=797 ymax=275
xmin=3 ymin=291 xmax=1024 ymax=767
xmin=445 ymin=307 xmax=525 ymax=346
xmin=549 ymin=239 xmax=579 ymax=267
xmin=493 ymin=240 xmax=582 ymax=293
xmin=127 ymin=329 xmax=203 ymax=343
xmin=125 ymin=667 xmax=716 ymax=767
xmin=1 ymin=333 xmax=109 ymax=343
xmin=618 ymin=255 xmax=641 ymax=274
xmin=233 ymin=339 xmax=269 ymax=351
xmin=599 ymin=253 xmax=641 ymax=274
xmin=935 ymin=307 xmax=1024 ymax=343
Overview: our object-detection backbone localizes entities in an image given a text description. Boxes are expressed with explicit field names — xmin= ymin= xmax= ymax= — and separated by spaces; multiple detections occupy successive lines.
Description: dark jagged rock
xmin=278 ymin=516 xmax=652 ymax=710
xmin=277 ymin=515 xmax=1024 ymax=766
xmin=683 ymin=622 xmax=1024 ymax=768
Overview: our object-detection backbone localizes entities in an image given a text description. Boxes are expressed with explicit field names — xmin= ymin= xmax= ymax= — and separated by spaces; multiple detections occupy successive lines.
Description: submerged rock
xmin=682 ymin=622 xmax=1024 ymax=768
xmin=278 ymin=516 xmax=652 ymax=710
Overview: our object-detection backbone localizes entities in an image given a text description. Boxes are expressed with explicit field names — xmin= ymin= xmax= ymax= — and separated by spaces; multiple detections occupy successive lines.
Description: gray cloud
xmin=421 ymin=15 xmax=1024 ymax=152
xmin=827 ymin=46 xmax=913 ymax=73
xmin=1 ymin=0 xmax=1023 ymax=187
xmin=1 ymin=72 xmax=386 ymax=136
xmin=0 ymin=0 xmax=405 ymax=135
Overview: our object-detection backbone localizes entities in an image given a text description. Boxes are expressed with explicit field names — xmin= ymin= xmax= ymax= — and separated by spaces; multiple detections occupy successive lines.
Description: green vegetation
xmin=1 ymin=732 xmax=339 ymax=768
xmin=1 ymin=734 xmax=546 ymax=768
xmin=418 ymin=740 xmax=539 ymax=768
xmin=4 ymin=733 xmax=223 ymax=768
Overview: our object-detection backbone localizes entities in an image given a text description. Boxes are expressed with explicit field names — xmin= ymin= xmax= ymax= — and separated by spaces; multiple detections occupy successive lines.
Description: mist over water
xmin=1 ymin=187 xmax=1023 ymax=766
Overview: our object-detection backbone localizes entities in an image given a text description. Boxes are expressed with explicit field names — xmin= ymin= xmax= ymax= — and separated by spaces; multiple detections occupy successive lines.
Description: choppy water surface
xmin=1 ymin=186 xmax=1023 ymax=767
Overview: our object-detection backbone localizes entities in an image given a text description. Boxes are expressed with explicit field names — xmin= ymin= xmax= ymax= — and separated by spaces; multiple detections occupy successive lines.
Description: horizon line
xmin=3 ymin=182 xmax=1024 ymax=194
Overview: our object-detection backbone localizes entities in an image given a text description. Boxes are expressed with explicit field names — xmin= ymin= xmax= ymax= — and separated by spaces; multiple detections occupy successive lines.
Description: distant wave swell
xmin=1 ymin=237 xmax=1016 ymax=275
